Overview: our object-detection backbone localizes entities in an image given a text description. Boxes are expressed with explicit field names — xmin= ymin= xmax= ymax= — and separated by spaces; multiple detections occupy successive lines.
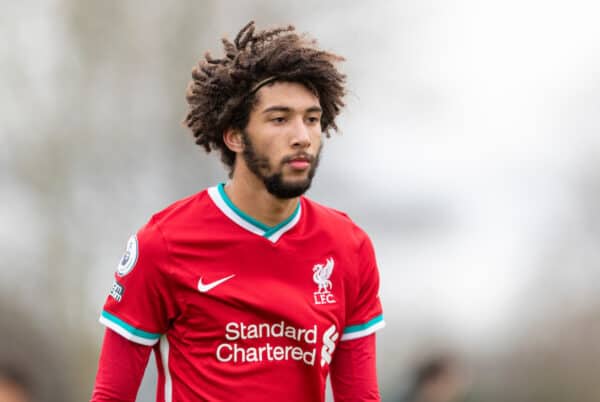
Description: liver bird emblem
xmin=313 ymin=257 xmax=335 ymax=293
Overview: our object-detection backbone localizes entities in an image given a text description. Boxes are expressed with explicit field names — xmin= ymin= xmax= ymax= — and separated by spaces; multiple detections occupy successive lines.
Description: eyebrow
xmin=262 ymin=106 xmax=322 ymax=114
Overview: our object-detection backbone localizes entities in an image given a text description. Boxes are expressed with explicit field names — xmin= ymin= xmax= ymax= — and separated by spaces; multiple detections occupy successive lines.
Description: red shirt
xmin=96 ymin=184 xmax=384 ymax=401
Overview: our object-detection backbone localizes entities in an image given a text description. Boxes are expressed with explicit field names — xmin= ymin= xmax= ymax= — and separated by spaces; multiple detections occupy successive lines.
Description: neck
xmin=224 ymin=172 xmax=299 ymax=228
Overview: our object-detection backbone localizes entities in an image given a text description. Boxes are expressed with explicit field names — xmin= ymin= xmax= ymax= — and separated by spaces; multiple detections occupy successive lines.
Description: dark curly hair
xmin=184 ymin=21 xmax=346 ymax=171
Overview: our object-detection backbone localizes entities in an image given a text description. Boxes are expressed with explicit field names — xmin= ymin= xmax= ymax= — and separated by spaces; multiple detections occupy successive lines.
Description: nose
xmin=290 ymin=117 xmax=311 ymax=149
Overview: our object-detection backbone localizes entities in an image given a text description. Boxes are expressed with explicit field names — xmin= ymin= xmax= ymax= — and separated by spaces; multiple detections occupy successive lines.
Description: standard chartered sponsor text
xmin=217 ymin=321 xmax=319 ymax=365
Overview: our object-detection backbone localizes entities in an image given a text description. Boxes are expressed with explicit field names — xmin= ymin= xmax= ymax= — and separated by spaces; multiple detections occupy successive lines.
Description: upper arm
xmin=332 ymin=230 xmax=385 ymax=401
xmin=100 ymin=222 xmax=178 ymax=346
xmin=342 ymin=233 xmax=385 ymax=341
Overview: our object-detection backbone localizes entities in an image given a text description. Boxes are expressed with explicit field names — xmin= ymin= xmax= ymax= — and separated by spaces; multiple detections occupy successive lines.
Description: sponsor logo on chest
xmin=312 ymin=257 xmax=336 ymax=305
xmin=215 ymin=321 xmax=339 ymax=368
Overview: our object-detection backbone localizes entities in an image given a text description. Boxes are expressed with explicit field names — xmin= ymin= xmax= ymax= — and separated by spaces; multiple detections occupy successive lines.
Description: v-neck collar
xmin=207 ymin=183 xmax=302 ymax=243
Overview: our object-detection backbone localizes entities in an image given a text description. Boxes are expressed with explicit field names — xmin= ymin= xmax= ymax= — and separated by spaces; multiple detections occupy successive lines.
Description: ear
xmin=223 ymin=128 xmax=244 ymax=153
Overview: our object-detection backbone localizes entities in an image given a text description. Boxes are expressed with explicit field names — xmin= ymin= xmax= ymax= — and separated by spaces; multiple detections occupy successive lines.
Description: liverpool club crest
xmin=313 ymin=257 xmax=336 ymax=305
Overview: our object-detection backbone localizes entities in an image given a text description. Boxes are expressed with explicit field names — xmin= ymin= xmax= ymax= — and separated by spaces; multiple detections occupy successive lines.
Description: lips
xmin=286 ymin=154 xmax=312 ymax=170
xmin=288 ymin=160 xmax=310 ymax=169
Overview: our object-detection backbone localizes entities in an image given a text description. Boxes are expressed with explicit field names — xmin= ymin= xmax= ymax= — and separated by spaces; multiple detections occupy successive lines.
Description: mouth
xmin=284 ymin=154 xmax=313 ymax=171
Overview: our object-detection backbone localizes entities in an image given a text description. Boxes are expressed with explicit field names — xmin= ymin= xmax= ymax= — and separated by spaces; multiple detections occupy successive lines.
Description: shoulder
xmin=301 ymin=197 xmax=352 ymax=225
xmin=147 ymin=189 xmax=209 ymax=229
xmin=134 ymin=189 xmax=211 ymax=254
xmin=301 ymin=197 xmax=371 ymax=245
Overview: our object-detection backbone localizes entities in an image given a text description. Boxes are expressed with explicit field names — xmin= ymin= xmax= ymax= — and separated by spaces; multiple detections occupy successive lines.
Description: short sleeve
xmin=99 ymin=221 xmax=176 ymax=346
xmin=342 ymin=233 xmax=385 ymax=341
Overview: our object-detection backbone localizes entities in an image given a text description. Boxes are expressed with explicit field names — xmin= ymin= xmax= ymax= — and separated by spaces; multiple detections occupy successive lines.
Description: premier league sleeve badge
xmin=116 ymin=234 xmax=138 ymax=276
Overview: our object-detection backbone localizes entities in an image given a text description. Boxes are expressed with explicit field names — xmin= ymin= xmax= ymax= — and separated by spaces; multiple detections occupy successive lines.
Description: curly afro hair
xmin=184 ymin=21 xmax=346 ymax=171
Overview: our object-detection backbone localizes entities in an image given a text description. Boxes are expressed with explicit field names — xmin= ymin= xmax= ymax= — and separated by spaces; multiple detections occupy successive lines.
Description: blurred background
xmin=2 ymin=0 xmax=600 ymax=401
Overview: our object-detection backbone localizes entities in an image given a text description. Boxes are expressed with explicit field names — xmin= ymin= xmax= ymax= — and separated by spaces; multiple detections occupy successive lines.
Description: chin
xmin=283 ymin=175 xmax=310 ymax=185
xmin=264 ymin=176 xmax=313 ymax=199
xmin=284 ymin=175 xmax=314 ymax=189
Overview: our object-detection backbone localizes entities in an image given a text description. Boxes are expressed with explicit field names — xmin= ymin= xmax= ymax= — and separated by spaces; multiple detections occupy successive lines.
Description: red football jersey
xmin=99 ymin=183 xmax=385 ymax=401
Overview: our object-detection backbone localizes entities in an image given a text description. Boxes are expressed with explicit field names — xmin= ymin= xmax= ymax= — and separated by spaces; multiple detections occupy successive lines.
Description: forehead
xmin=254 ymin=81 xmax=320 ymax=111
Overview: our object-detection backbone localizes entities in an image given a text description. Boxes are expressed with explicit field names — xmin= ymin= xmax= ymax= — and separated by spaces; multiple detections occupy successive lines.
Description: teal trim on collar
xmin=217 ymin=183 xmax=270 ymax=231
xmin=263 ymin=202 xmax=300 ymax=237
xmin=217 ymin=182 xmax=300 ymax=237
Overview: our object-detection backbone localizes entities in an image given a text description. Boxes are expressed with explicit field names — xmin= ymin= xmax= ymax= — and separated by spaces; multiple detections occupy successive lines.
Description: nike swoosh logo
xmin=197 ymin=274 xmax=235 ymax=292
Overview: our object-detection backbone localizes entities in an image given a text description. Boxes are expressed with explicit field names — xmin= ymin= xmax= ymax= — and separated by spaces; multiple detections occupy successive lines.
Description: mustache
xmin=281 ymin=153 xmax=315 ymax=164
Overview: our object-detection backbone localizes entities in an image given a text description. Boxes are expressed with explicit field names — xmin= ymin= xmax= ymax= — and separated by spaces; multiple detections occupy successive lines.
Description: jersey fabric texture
xmin=99 ymin=183 xmax=385 ymax=402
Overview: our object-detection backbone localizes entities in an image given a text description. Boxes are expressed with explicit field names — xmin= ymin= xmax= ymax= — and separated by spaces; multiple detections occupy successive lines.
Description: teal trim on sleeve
xmin=101 ymin=310 xmax=161 ymax=340
xmin=343 ymin=314 xmax=384 ymax=334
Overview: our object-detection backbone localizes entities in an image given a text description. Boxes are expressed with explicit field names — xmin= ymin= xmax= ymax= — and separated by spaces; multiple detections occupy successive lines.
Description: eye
xmin=271 ymin=117 xmax=286 ymax=124
xmin=306 ymin=116 xmax=321 ymax=124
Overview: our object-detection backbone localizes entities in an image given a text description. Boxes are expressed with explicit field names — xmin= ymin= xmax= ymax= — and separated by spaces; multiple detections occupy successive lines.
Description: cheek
xmin=263 ymin=136 xmax=285 ymax=155
xmin=255 ymin=137 xmax=286 ymax=166
xmin=270 ymin=131 xmax=293 ymax=150
xmin=311 ymin=132 xmax=323 ymax=149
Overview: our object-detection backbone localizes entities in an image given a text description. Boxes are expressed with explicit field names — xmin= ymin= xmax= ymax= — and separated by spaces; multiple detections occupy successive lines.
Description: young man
xmin=91 ymin=21 xmax=385 ymax=402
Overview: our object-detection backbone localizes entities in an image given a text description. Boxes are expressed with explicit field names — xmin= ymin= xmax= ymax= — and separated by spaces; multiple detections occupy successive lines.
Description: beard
xmin=241 ymin=131 xmax=321 ymax=199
